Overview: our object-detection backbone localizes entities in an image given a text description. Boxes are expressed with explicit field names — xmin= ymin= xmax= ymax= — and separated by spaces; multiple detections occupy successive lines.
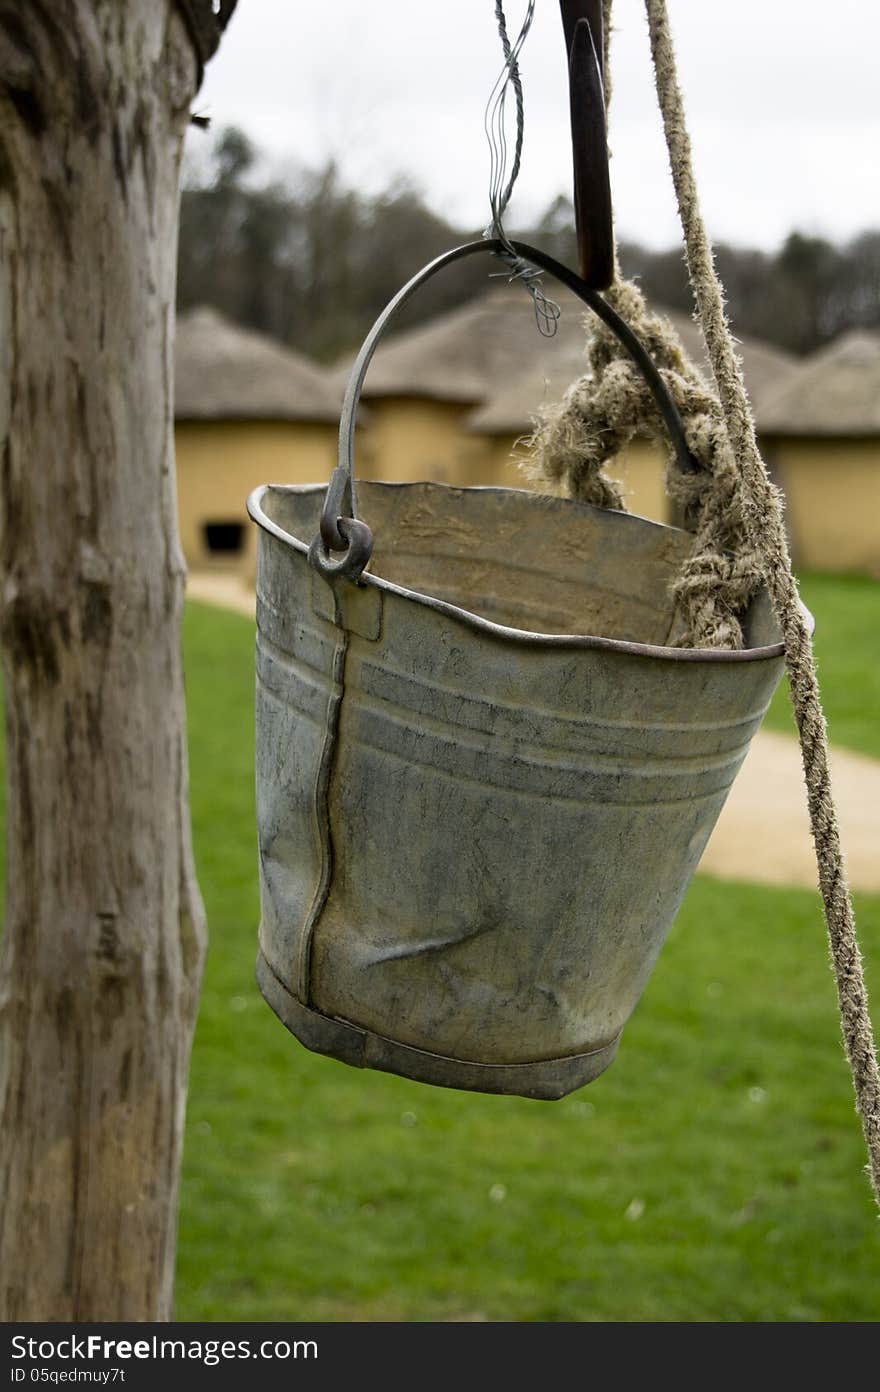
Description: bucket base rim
xmin=255 ymin=950 xmax=620 ymax=1101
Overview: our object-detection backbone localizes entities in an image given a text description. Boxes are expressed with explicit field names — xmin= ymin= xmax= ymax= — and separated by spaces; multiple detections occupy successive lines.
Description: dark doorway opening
xmin=203 ymin=520 xmax=244 ymax=555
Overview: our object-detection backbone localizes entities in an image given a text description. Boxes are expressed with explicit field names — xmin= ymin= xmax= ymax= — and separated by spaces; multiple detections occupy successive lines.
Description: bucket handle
xmin=310 ymin=238 xmax=699 ymax=582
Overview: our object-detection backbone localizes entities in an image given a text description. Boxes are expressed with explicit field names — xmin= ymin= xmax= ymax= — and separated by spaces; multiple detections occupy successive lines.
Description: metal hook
xmin=560 ymin=1 xmax=614 ymax=289
xmin=309 ymin=515 xmax=374 ymax=584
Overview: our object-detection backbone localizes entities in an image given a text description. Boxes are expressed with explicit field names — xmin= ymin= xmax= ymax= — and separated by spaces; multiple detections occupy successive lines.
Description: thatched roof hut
xmin=756 ymin=330 xmax=880 ymax=574
xmin=462 ymin=293 xmax=798 ymax=436
xmin=176 ymin=306 xmax=341 ymax=423
xmin=349 ymin=287 xmax=559 ymax=405
xmin=347 ymin=283 xmax=797 ymax=432
xmin=757 ymin=330 xmax=880 ymax=437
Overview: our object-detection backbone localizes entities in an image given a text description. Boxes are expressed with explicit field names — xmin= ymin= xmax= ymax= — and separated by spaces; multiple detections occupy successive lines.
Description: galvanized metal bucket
xmin=247 ymin=242 xmax=790 ymax=1100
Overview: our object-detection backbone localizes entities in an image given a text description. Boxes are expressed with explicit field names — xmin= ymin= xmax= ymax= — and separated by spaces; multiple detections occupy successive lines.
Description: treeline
xmin=178 ymin=128 xmax=880 ymax=362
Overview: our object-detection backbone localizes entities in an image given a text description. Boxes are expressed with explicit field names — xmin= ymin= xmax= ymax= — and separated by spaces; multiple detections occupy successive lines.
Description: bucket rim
xmin=247 ymin=481 xmax=811 ymax=663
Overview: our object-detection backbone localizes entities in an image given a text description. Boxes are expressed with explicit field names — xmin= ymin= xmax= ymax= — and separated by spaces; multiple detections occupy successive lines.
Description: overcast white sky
xmin=193 ymin=0 xmax=879 ymax=251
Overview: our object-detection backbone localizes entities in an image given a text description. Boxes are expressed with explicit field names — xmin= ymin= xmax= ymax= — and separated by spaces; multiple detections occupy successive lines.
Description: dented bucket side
xmin=251 ymin=485 xmax=786 ymax=1099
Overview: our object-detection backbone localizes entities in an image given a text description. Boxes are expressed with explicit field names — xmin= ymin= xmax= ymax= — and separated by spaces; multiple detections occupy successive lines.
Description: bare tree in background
xmin=0 ymin=0 xmax=236 ymax=1320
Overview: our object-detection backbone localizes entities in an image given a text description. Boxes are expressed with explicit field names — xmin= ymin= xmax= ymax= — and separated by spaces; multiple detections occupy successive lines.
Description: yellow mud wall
xmin=480 ymin=434 xmax=671 ymax=522
xmin=362 ymin=398 xmax=671 ymax=521
xmin=606 ymin=438 xmax=670 ymax=523
xmin=175 ymin=419 xmax=338 ymax=572
xmin=360 ymin=398 xmax=493 ymax=486
xmin=770 ymin=437 xmax=880 ymax=573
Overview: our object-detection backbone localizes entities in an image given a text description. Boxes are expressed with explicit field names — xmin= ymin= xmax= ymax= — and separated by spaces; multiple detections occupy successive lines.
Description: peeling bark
xmin=0 ymin=1 xmax=230 ymax=1320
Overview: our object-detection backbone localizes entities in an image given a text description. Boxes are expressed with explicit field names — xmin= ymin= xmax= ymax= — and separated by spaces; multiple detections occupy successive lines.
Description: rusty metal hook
xmin=560 ymin=1 xmax=614 ymax=289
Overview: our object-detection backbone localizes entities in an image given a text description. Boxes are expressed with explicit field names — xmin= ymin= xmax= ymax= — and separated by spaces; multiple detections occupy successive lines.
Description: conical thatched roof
xmin=757 ymin=330 xmax=880 ymax=436
xmin=453 ymin=290 xmax=798 ymax=435
xmin=175 ymin=307 xmax=341 ymax=423
xmin=343 ymin=285 xmax=567 ymax=406
xmin=339 ymin=280 xmax=796 ymax=431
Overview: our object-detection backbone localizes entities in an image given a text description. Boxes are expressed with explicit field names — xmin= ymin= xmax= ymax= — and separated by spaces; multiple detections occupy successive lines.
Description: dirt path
xmin=187 ymin=572 xmax=880 ymax=894
xmin=188 ymin=571 xmax=256 ymax=618
xmin=701 ymin=730 xmax=879 ymax=893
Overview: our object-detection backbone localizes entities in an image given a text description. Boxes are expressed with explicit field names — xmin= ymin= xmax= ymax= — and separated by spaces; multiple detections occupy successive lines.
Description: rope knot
xmin=524 ymin=277 xmax=764 ymax=649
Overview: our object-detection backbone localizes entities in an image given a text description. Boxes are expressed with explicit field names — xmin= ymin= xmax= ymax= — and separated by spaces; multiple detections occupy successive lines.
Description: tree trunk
xmin=0 ymin=2 xmax=227 ymax=1320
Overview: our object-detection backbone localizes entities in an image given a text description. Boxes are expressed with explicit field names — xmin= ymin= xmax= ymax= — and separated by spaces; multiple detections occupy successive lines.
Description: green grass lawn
xmin=176 ymin=594 xmax=880 ymax=1323
xmin=764 ymin=571 xmax=880 ymax=759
